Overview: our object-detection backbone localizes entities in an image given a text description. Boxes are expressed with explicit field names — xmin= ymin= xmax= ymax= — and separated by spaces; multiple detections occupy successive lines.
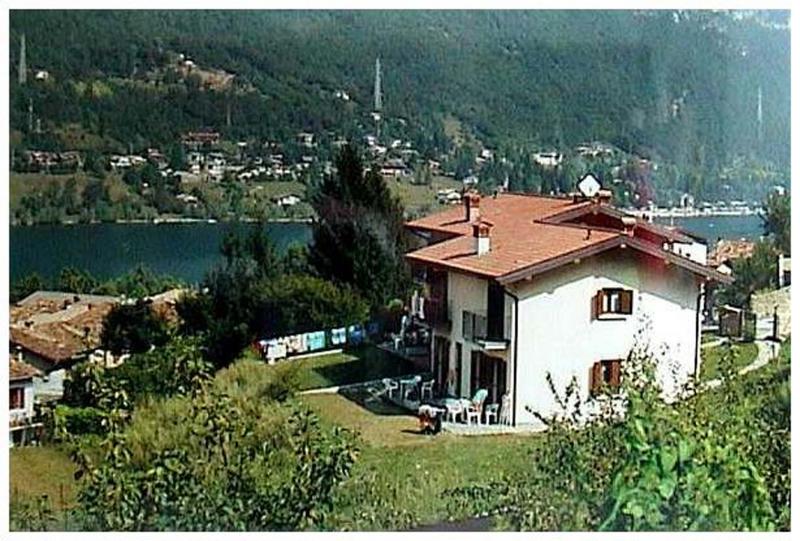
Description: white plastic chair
xmin=499 ymin=393 xmax=512 ymax=425
xmin=445 ymin=401 xmax=463 ymax=423
xmin=382 ymin=378 xmax=399 ymax=399
xmin=420 ymin=379 xmax=435 ymax=401
xmin=465 ymin=389 xmax=488 ymax=425
xmin=484 ymin=403 xmax=499 ymax=425
xmin=403 ymin=375 xmax=422 ymax=402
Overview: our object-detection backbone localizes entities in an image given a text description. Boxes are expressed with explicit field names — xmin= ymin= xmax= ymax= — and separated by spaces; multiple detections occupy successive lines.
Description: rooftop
xmin=10 ymin=291 xmax=120 ymax=366
xmin=10 ymin=358 xmax=42 ymax=382
xmin=405 ymin=192 xmax=731 ymax=285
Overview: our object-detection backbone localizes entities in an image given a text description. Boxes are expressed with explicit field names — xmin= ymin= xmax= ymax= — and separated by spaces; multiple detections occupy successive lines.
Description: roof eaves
xmin=497 ymin=236 xmax=625 ymax=285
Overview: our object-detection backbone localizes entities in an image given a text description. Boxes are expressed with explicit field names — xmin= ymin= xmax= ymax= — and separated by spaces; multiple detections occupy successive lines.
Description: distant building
xmin=9 ymin=358 xmax=42 ymax=447
xmin=533 ymin=152 xmax=563 ymax=168
xmin=182 ymin=130 xmax=221 ymax=150
xmin=296 ymin=132 xmax=315 ymax=148
xmin=778 ymin=254 xmax=791 ymax=288
xmin=9 ymin=291 xmax=121 ymax=400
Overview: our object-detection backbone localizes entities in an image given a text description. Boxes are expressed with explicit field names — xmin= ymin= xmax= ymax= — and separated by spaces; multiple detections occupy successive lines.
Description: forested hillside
xmin=9 ymin=10 xmax=790 ymax=192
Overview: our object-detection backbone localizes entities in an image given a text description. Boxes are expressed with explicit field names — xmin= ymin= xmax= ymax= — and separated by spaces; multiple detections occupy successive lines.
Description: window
xmin=10 ymin=387 xmax=25 ymax=410
xmin=594 ymin=288 xmax=633 ymax=318
xmin=462 ymin=311 xmax=488 ymax=342
xmin=590 ymin=359 xmax=622 ymax=395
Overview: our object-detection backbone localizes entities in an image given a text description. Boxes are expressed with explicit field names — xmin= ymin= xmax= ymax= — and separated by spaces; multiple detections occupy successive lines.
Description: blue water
xmin=655 ymin=215 xmax=764 ymax=243
xmin=10 ymin=222 xmax=312 ymax=284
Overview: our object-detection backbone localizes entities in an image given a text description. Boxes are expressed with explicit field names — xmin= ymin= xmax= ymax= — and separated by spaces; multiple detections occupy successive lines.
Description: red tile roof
xmin=405 ymin=192 xmax=732 ymax=284
xmin=10 ymin=292 xmax=119 ymax=366
xmin=9 ymin=358 xmax=42 ymax=382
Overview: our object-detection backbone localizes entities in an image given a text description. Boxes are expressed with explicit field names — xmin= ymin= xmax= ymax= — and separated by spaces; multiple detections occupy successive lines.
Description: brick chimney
xmin=473 ymin=221 xmax=492 ymax=256
xmin=464 ymin=191 xmax=481 ymax=222
xmin=596 ymin=189 xmax=613 ymax=205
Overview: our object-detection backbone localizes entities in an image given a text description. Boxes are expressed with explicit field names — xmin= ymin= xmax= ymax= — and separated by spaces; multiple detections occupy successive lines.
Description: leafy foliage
xmin=763 ymin=192 xmax=790 ymax=254
xmin=101 ymin=300 xmax=170 ymax=355
xmin=309 ymin=144 xmax=411 ymax=308
xmin=72 ymin=388 xmax=358 ymax=531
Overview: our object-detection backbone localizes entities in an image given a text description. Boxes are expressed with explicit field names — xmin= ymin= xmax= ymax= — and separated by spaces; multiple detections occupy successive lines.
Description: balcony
xmin=463 ymin=310 xmax=509 ymax=351
xmin=412 ymin=293 xmax=452 ymax=330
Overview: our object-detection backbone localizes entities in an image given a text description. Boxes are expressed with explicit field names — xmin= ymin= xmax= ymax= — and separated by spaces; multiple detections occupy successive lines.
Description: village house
xmin=9 ymin=291 xmax=121 ymax=400
xmin=404 ymin=187 xmax=731 ymax=428
xmin=9 ymin=358 xmax=42 ymax=447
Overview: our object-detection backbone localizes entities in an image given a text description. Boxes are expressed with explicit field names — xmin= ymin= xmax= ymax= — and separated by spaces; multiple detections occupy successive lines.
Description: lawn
xmin=301 ymin=390 xmax=540 ymax=529
xmin=9 ymin=445 xmax=78 ymax=511
xmin=699 ymin=341 xmax=759 ymax=382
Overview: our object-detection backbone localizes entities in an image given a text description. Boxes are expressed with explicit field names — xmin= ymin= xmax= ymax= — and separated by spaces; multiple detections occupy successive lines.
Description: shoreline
xmin=10 ymin=216 xmax=315 ymax=227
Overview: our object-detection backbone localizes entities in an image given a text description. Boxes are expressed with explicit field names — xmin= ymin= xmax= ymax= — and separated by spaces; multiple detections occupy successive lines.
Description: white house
xmin=405 ymin=191 xmax=730 ymax=428
xmin=9 ymin=359 xmax=42 ymax=447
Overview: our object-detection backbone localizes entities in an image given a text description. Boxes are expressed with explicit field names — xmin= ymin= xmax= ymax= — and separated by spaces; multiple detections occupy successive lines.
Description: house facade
xmin=9 ymin=359 xmax=42 ymax=447
xmin=405 ymin=191 xmax=731 ymax=427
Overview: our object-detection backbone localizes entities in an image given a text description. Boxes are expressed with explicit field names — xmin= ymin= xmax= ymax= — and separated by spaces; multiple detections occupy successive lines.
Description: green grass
xmin=10 ymin=445 xmax=78 ymax=510
xmin=301 ymin=391 xmax=540 ymax=528
xmin=218 ymin=345 xmax=420 ymax=394
xmin=699 ymin=342 xmax=759 ymax=382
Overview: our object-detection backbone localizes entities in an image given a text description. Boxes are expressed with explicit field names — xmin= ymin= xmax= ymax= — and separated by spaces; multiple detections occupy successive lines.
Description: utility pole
xmin=18 ymin=33 xmax=27 ymax=85
xmin=27 ymin=98 xmax=33 ymax=133
xmin=373 ymin=56 xmax=382 ymax=140
xmin=757 ymin=85 xmax=763 ymax=145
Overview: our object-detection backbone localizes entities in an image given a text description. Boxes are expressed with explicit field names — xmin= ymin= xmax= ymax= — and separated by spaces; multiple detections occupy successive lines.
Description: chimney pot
xmin=473 ymin=221 xmax=492 ymax=256
xmin=464 ymin=191 xmax=481 ymax=222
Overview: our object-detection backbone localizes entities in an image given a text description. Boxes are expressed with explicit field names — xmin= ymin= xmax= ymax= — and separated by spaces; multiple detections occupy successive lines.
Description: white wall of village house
xmin=9 ymin=380 xmax=36 ymax=423
xmin=438 ymin=271 xmax=512 ymax=401
xmin=509 ymin=249 xmax=701 ymax=427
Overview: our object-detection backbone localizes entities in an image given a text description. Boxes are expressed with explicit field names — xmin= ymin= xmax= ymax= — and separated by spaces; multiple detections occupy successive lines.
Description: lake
xmin=10 ymin=214 xmax=763 ymax=284
xmin=10 ymin=222 xmax=312 ymax=285
xmin=653 ymin=215 xmax=764 ymax=243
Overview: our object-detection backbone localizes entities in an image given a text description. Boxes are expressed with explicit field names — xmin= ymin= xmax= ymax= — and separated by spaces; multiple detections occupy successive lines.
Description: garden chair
xmin=420 ymin=379 xmax=435 ymax=401
xmin=444 ymin=400 xmax=464 ymax=423
xmin=484 ymin=403 xmax=499 ymax=425
xmin=465 ymin=388 xmax=488 ymax=425
xmin=382 ymin=378 xmax=399 ymax=399
xmin=499 ymin=393 xmax=511 ymax=425
xmin=403 ymin=375 xmax=422 ymax=401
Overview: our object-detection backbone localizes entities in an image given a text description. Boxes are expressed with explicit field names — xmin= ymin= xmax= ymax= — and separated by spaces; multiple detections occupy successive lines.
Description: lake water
xmin=654 ymin=215 xmax=764 ymax=243
xmin=10 ymin=214 xmax=763 ymax=284
xmin=10 ymin=222 xmax=312 ymax=284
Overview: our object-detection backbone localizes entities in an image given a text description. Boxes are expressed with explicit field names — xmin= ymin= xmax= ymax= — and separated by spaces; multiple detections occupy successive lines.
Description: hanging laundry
xmin=306 ymin=330 xmax=326 ymax=351
xmin=331 ymin=327 xmax=347 ymax=346
xmin=286 ymin=334 xmax=307 ymax=355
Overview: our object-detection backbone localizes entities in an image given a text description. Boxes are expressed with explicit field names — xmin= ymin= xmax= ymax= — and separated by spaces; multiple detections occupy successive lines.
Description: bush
xmin=52 ymin=405 xmax=106 ymax=438
xmin=73 ymin=390 xmax=359 ymax=531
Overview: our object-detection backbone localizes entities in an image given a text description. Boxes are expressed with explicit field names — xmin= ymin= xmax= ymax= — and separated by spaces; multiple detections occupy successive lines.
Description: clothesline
xmin=254 ymin=323 xmax=367 ymax=363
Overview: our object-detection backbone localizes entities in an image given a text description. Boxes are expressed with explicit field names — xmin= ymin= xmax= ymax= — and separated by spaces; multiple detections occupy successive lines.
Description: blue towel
xmin=305 ymin=331 xmax=326 ymax=351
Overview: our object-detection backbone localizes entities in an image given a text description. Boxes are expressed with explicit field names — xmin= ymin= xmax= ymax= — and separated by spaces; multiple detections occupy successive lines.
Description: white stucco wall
xmin=9 ymin=381 xmax=36 ymax=423
xmin=509 ymin=250 xmax=701 ymax=426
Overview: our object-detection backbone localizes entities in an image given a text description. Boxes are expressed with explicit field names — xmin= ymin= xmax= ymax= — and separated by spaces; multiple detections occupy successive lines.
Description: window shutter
xmin=590 ymin=362 xmax=602 ymax=395
xmin=610 ymin=360 xmax=622 ymax=387
xmin=593 ymin=291 xmax=604 ymax=318
xmin=620 ymin=290 xmax=633 ymax=314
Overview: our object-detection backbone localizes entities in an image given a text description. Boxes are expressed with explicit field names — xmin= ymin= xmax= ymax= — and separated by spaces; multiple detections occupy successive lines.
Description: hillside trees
xmin=309 ymin=144 xmax=411 ymax=308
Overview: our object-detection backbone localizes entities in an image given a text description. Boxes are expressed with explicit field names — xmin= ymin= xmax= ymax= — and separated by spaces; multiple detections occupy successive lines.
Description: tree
xmin=57 ymin=267 xmax=98 ymax=294
xmin=309 ymin=144 xmax=411 ymax=308
xmin=255 ymin=274 xmax=369 ymax=337
xmin=101 ymin=300 xmax=170 ymax=355
xmin=10 ymin=273 xmax=46 ymax=303
xmin=717 ymin=241 xmax=778 ymax=307
xmin=763 ymin=192 xmax=790 ymax=255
